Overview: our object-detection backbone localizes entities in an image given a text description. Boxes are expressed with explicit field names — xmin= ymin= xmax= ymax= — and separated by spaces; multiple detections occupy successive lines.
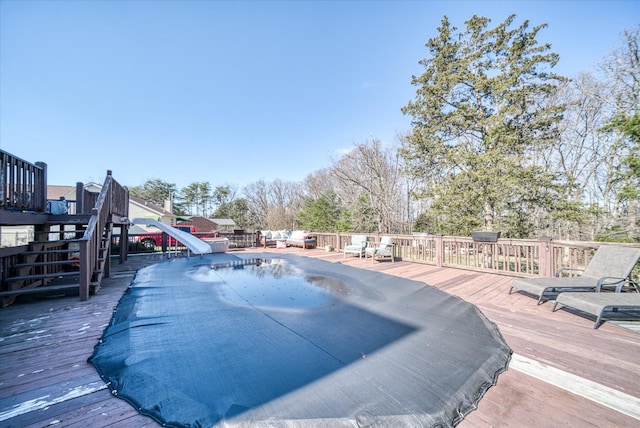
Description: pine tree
xmin=401 ymin=15 xmax=568 ymax=237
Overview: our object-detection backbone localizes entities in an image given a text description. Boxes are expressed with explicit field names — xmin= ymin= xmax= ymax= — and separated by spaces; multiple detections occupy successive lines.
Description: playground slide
xmin=131 ymin=218 xmax=213 ymax=255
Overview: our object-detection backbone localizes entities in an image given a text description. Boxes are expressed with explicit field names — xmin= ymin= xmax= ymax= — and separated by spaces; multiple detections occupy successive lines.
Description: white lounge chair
xmin=343 ymin=235 xmax=368 ymax=258
xmin=509 ymin=245 xmax=640 ymax=304
xmin=365 ymin=236 xmax=395 ymax=263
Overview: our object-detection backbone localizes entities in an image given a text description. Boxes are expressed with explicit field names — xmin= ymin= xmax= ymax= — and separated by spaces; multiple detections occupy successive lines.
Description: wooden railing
xmin=77 ymin=171 xmax=129 ymax=300
xmin=0 ymin=150 xmax=47 ymax=212
xmin=74 ymin=182 xmax=100 ymax=214
xmin=313 ymin=232 xmax=640 ymax=280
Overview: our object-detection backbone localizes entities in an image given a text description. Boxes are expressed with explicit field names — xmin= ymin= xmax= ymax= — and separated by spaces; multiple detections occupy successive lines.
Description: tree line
xmin=130 ymin=15 xmax=639 ymax=243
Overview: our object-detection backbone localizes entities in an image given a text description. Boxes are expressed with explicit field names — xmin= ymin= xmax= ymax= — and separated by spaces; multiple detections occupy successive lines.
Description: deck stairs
xmin=0 ymin=221 xmax=113 ymax=306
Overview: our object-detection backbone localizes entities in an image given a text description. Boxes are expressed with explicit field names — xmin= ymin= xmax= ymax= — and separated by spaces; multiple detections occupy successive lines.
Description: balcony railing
xmin=0 ymin=150 xmax=47 ymax=213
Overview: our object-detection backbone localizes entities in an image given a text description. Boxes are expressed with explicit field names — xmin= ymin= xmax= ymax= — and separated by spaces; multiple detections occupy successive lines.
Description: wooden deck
xmin=1 ymin=248 xmax=639 ymax=427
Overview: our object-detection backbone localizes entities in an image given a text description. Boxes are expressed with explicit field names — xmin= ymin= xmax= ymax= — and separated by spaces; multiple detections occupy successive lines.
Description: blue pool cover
xmin=90 ymin=253 xmax=511 ymax=427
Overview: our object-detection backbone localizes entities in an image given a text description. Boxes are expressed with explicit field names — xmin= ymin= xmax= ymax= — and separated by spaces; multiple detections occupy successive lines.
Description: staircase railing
xmin=77 ymin=170 xmax=129 ymax=300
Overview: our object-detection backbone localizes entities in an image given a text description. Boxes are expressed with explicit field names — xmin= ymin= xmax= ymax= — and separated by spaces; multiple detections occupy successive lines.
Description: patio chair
xmin=509 ymin=245 xmax=640 ymax=305
xmin=552 ymin=287 xmax=640 ymax=329
xmin=365 ymin=236 xmax=395 ymax=263
xmin=343 ymin=235 xmax=368 ymax=258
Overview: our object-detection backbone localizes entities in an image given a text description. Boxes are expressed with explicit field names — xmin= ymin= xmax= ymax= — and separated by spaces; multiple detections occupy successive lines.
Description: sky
xmin=1 ymin=0 xmax=639 ymax=192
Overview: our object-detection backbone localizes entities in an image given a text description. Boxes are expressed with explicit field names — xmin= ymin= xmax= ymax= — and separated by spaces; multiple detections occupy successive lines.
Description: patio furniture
xmin=343 ymin=235 xmax=368 ymax=258
xmin=285 ymin=230 xmax=317 ymax=249
xmin=260 ymin=230 xmax=289 ymax=248
xmin=552 ymin=289 xmax=640 ymax=328
xmin=365 ymin=236 xmax=395 ymax=263
xmin=509 ymin=245 xmax=640 ymax=304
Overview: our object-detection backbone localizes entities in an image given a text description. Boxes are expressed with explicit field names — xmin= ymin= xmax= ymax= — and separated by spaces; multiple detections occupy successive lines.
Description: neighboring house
xmin=47 ymin=183 xmax=103 ymax=214
xmin=47 ymin=185 xmax=75 ymax=206
xmin=177 ymin=216 xmax=217 ymax=233
xmin=128 ymin=195 xmax=178 ymax=231
xmin=177 ymin=216 xmax=237 ymax=233
xmin=0 ymin=225 xmax=33 ymax=247
xmin=209 ymin=218 xmax=237 ymax=233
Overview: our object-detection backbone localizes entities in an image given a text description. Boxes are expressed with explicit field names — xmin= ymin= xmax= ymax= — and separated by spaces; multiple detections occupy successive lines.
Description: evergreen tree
xmin=181 ymin=182 xmax=212 ymax=216
xmin=297 ymin=191 xmax=347 ymax=232
xmin=129 ymin=179 xmax=182 ymax=213
xmin=401 ymin=15 xmax=567 ymax=237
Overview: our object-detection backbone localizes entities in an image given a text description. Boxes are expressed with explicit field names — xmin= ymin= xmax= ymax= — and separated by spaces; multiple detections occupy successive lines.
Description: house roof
xmin=176 ymin=216 xmax=236 ymax=232
xmin=129 ymin=195 xmax=176 ymax=217
xmin=47 ymin=182 xmax=105 ymax=201
xmin=47 ymin=185 xmax=75 ymax=200
xmin=178 ymin=216 xmax=217 ymax=233
xmin=210 ymin=218 xmax=236 ymax=226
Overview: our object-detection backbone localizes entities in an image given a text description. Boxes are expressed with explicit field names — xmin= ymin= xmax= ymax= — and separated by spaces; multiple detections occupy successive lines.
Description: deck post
xmin=75 ymin=182 xmax=84 ymax=214
xmin=104 ymin=223 xmax=111 ymax=279
xmin=35 ymin=162 xmax=47 ymax=212
xmin=538 ymin=236 xmax=554 ymax=277
xmin=120 ymin=223 xmax=129 ymax=264
xmin=0 ymin=151 xmax=5 ymax=207
xmin=119 ymin=186 xmax=130 ymax=263
xmin=79 ymin=238 xmax=90 ymax=301
xmin=434 ymin=234 xmax=444 ymax=267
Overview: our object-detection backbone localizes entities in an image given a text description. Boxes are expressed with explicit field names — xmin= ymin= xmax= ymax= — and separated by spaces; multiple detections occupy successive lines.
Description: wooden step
xmin=30 ymin=239 xmax=80 ymax=245
xmin=44 ymin=214 xmax=91 ymax=224
xmin=5 ymin=271 xmax=80 ymax=283
xmin=0 ymin=271 xmax=101 ymax=296
xmin=21 ymin=249 xmax=79 ymax=255
xmin=0 ymin=283 xmax=81 ymax=297
xmin=33 ymin=238 xmax=76 ymax=244
xmin=14 ymin=260 xmax=79 ymax=268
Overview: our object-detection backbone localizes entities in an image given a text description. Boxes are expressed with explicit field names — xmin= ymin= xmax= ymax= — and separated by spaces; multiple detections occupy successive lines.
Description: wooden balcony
xmin=1 ymin=248 xmax=638 ymax=427
xmin=0 ymin=150 xmax=130 ymax=306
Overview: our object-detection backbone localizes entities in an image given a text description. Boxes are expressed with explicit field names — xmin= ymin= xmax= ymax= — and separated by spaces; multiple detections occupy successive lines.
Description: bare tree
xmin=303 ymin=168 xmax=337 ymax=200
xmin=598 ymin=26 xmax=640 ymax=240
xmin=267 ymin=179 xmax=304 ymax=230
xmin=243 ymin=180 xmax=270 ymax=229
xmin=538 ymin=26 xmax=640 ymax=241
xmin=538 ymin=74 xmax=610 ymax=240
xmin=331 ymin=139 xmax=405 ymax=233
xmin=242 ymin=179 xmax=304 ymax=230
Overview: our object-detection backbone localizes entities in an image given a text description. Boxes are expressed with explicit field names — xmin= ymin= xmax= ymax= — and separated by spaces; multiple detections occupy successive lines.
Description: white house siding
xmin=1 ymin=226 xmax=34 ymax=247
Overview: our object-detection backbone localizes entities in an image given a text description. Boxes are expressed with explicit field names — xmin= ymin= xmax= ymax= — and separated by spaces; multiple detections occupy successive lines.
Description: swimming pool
xmin=91 ymin=253 xmax=511 ymax=427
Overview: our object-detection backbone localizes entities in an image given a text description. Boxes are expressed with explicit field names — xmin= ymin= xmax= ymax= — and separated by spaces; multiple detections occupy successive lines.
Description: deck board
xmin=1 ymin=249 xmax=639 ymax=427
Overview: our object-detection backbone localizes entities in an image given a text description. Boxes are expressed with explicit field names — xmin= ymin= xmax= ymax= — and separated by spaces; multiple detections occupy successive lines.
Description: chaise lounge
xmin=552 ymin=288 xmax=640 ymax=329
xmin=509 ymin=245 xmax=640 ymax=304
